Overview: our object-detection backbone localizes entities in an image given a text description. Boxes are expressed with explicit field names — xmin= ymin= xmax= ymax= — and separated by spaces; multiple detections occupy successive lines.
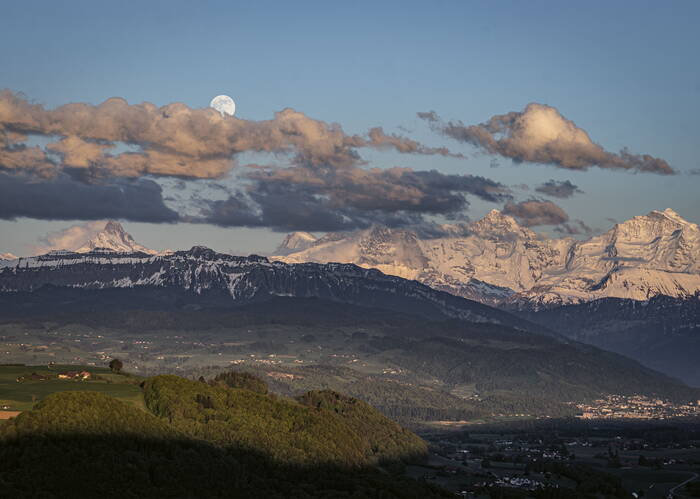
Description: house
xmin=57 ymin=371 xmax=91 ymax=380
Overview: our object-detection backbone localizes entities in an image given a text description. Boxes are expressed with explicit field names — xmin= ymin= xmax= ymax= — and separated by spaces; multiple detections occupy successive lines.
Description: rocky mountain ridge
xmin=275 ymin=208 xmax=700 ymax=308
xmin=0 ymin=246 xmax=537 ymax=330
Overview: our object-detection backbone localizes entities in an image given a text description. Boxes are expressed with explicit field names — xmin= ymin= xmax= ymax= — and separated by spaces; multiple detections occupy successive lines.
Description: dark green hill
xmin=297 ymin=389 xmax=427 ymax=463
xmin=0 ymin=382 xmax=446 ymax=498
xmin=143 ymin=374 xmax=427 ymax=466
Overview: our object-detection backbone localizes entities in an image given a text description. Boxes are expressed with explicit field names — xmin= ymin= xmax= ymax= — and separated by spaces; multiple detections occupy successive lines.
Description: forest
xmin=0 ymin=371 xmax=448 ymax=498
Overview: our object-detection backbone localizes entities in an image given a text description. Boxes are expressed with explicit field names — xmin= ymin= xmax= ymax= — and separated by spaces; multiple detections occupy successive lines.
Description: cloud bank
xmin=419 ymin=103 xmax=674 ymax=174
xmin=199 ymin=167 xmax=510 ymax=231
xmin=0 ymin=90 xmax=463 ymax=180
xmin=0 ymin=172 xmax=178 ymax=223
xmin=32 ymin=221 xmax=107 ymax=254
xmin=0 ymin=91 xmax=504 ymax=230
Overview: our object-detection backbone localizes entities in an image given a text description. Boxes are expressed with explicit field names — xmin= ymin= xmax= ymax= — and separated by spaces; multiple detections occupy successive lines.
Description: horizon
xmin=1 ymin=205 xmax=694 ymax=258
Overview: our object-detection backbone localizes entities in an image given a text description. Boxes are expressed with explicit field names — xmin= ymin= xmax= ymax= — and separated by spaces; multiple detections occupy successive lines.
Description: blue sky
xmin=1 ymin=0 xmax=699 ymax=255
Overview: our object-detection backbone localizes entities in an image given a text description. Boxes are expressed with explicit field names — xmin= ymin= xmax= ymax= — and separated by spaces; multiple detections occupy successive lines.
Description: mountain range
xmin=1 ymin=248 xmax=698 ymax=420
xmin=275 ymin=208 xmax=700 ymax=309
xmin=2 ymin=213 xmax=698 ymax=387
xmin=0 ymin=246 xmax=538 ymax=330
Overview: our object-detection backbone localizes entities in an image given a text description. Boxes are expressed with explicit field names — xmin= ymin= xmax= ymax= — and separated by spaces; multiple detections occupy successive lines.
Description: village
xmin=412 ymin=422 xmax=700 ymax=498
xmin=15 ymin=369 xmax=92 ymax=383
xmin=574 ymin=395 xmax=700 ymax=420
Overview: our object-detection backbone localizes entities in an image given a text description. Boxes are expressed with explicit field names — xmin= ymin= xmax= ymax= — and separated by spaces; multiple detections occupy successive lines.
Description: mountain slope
xmin=275 ymin=231 xmax=317 ymax=255
xmin=0 ymin=246 xmax=541 ymax=330
xmin=275 ymin=208 xmax=700 ymax=308
xmin=519 ymin=294 xmax=700 ymax=386
xmin=0 ymin=252 xmax=17 ymax=260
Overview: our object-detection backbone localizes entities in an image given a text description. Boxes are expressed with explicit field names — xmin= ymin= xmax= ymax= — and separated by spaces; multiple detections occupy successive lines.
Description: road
xmin=668 ymin=471 xmax=698 ymax=497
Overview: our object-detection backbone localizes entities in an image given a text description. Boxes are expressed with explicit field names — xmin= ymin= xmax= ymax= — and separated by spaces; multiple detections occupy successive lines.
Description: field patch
xmin=0 ymin=364 xmax=144 ymax=411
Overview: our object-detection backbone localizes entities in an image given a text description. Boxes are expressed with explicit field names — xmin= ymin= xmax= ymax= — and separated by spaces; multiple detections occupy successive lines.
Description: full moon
xmin=210 ymin=95 xmax=236 ymax=117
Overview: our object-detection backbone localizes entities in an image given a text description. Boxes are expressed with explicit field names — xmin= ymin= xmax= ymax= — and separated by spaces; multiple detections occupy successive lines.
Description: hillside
xmin=1 ymin=296 xmax=697 ymax=423
xmin=520 ymin=295 xmax=700 ymax=386
xmin=0 ymin=376 xmax=446 ymax=498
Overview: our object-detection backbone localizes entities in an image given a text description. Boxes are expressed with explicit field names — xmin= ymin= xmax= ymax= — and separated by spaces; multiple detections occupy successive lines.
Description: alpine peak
xmin=276 ymin=231 xmax=317 ymax=255
xmin=75 ymin=221 xmax=157 ymax=255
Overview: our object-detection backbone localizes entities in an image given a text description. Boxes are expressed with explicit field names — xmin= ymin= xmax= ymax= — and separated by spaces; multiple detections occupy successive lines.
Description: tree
xmin=109 ymin=359 xmax=123 ymax=374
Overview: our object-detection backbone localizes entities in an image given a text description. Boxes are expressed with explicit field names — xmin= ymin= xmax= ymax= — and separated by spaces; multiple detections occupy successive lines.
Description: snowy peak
xmin=613 ymin=208 xmax=697 ymax=238
xmin=470 ymin=209 xmax=534 ymax=239
xmin=0 ymin=252 xmax=18 ymax=261
xmin=276 ymin=208 xmax=700 ymax=308
xmin=276 ymin=231 xmax=317 ymax=255
xmin=75 ymin=221 xmax=157 ymax=255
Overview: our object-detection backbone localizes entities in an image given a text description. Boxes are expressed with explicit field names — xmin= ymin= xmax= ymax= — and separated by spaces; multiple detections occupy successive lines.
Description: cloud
xmin=420 ymin=103 xmax=674 ymax=174
xmin=502 ymin=199 xmax=569 ymax=227
xmin=0 ymin=90 xmax=463 ymax=181
xmin=198 ymin=166 xmax=511 ymax=232
xmin=32 ymin=221 xmax=106 ymax=254
xmin=417 ymin=111 xmax=439 ymax=123
xmin=0 ymin=173 xmax=178 ymax=223
xmin=535 ymin=179 xmax=583 ymax=198
xmin=688 ymin=168 xmax=700 ymax=175
xmin=363 ymin=127 xmax=464 ymax=158
xmin=2 ymin=91 xmax=554 ymax=231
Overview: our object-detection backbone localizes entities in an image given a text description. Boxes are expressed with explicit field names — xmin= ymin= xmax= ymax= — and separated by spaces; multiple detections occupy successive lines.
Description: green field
xmin=0 ymin=364 xmax=145 ymax=411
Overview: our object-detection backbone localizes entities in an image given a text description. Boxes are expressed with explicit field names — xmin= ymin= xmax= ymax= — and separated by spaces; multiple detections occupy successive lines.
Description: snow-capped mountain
xmin=0 ymin=246 xmax=540 ymax=330
xmin=0 ymin=252 xmax=18 ymax=260
xmin=275 ymin=231 xmax=317 ymax=255
xmin=75 ymin=221 xmax=158 ymax=255
xmin=275 ymin=208 xmax=700 ymax=308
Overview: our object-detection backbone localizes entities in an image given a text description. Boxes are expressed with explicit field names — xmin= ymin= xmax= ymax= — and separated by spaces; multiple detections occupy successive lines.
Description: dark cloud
xmin=502 ymin=199 xmax=569 ymax=227
xmin=0 ymin=173 xmax=178 ymax=223
xmin=535 ymin=179 xmax=583 ymax=198
xmin=417 ymin=111 xmax=439 ymax=123
xmin=420 ymin=103 xmax=674 ymax=175
xmin=198 ymin=166 xmax=511 ymax=232
xmin=688 ymin=168 xmax=700 ymax=175
xmin=553 ymin=219 xmax=594 ymax=236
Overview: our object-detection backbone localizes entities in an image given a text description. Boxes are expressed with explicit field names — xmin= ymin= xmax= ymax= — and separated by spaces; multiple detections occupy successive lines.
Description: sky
xmin=1 ymin=0 xmax=699 ymax=256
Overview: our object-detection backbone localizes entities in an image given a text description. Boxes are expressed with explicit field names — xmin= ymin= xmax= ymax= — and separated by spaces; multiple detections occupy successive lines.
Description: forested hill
xmin=0 ymin=373 xmax=446 ymax=498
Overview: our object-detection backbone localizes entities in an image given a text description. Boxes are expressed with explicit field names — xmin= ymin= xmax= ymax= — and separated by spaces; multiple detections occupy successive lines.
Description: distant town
xmin=574 ymin=395 xmax=700 ymax=420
